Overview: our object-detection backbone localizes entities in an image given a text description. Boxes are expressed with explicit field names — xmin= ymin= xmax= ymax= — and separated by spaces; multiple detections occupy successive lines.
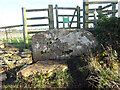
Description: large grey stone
xmin=32 ymin=29 xmax=97 ymax=62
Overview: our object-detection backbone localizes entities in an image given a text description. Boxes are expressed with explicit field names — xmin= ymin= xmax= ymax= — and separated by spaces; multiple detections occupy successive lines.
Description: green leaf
xmin=99 ymin=61 xmax=104 ymax=64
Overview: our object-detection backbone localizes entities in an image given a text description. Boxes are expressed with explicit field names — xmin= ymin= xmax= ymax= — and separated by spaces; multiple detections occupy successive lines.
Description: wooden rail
xmin=0 ymin=25 xmax=23 ymax=29
xmin=26 ymin=8 xmax=48 ymax=12
xmin=22 ymin=5 xmax=54 ymax=48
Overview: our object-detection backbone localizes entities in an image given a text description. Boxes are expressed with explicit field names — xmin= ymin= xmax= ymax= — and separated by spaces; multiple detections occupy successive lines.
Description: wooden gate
xmin=55 ymin=5 xmax=82 ymax=29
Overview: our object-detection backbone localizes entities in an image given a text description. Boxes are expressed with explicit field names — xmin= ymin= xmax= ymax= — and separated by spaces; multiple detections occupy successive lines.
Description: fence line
xmin=0 ymin=1 xmax=118 ymax=48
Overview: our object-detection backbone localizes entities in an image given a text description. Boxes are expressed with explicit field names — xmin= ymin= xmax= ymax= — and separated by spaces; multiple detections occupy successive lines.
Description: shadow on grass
xmin=67 ymin=56 xmax=91 ymax=89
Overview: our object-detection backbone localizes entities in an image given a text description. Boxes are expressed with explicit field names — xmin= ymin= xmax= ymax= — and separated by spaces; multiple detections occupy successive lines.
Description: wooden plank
xmin=59 ymin=21 xmax=77 ymax=23
xmin=103 ymin=10 xmax=118 ymax=15
xmin=86 ymin=20 xmax=94 ymax=23
xmin=102 ymin=10 xmax=117 ymax=13
xmin=102 ymin=4 xmax=112 ymax=10
xmin=83 ymin=0 xmax=86 ymax=30
xmin=80 ymin=9 xmax=83 ymax=11
xmin=88 ymin=15 xmax=94 ymax=17
xmin=86 ymin=2 xmax=117 ymax=4
xmin=59 ymin=27 xmax=77 ymax=29
xmin=86 ymin=10 xmax=94 ymax=14
xmin=93 ymin=9 xmax=97 ymax=29
xmin=83 ymin=0 xmax=89 ymax=29
xmin=28 ymin=30 xmax=47 ymax=34
xmin=119 ymin=1 xmax=120 ymax=17
xmin=69 ymin=9 xmax=77 ymax=27
xmin=55 ymin=5 xmax=59 ymax=29
xmin=112 ymin=3 xmax=116 ymax=17
xmin=54 ymin=7 xmax=76 ymax=10
xmin=48 ymin=5 xmax=54 ymax=29
xmin=27 ymin=17 xmax=48 ymax=20
xmin=59 ymin=21 xmax=83 ymax=24
xmin=77 ymin=6 xmax=80 ymax=29
xmin=0 ymin=25 xmax=23 ymax=29
xmin=98 ymin=6 xmax=102 ymax=19
xmin=85 ymin=0 xmax=89 ymax=29
xmin=58 ymin=15 xmax=77 ymax=17
xmin=22 ymin=7 xmax=28 ymax=48
xmin=26 ymin=8 xmax=48 ymax=12
xmin=27 ymin=24 xmax=49 ymax=27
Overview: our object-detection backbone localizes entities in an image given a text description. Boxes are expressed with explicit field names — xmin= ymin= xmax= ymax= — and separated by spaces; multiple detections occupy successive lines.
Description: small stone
xmin=4 ymin=50 xmax=19 ymax=55
xmin=2 ymin=47 xmax=19 ymax=51
xmin=23 ymin=49 xmax=32 ymax=54
xmin=0 ymin=69 xmax=7 ymax=81
xmin=0 ymin=73 xmax=7 ymax=81
xmin=16 ymin=57 xmax=32 ymax=66
xmin=20 ymin=54 xmax=31 ymax=58
xmin=1 ymin=54 xmax=13 ymax=58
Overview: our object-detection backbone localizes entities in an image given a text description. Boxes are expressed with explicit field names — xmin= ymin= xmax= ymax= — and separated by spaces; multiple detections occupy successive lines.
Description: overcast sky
xmin=0 ymin=0 xmax=118 ymax=29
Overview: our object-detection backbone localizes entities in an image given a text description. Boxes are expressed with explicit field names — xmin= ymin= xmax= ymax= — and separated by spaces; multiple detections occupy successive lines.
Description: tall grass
xmin=87 ymin=46 xmax=120 ymax=89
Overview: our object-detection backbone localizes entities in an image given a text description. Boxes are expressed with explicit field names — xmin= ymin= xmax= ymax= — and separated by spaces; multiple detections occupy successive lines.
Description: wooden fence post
xmin=5 ymin=28 xmax=8 ymax=41
xmin=55 ymin=4 xmax=59 ymax=29
xmin=112 ymin=3 xmax=116 ymax=17
xmin=83 ymin=0 xmax=89 ymax=30
xmin=77 ymin=6 xmax=80 ymax=29
xmin=119 ymin=0 xmax=120 ymax=17
xmin=48 ymin=5 xmax=54 ymax=29
xmin=93 ymin=9 xmax=97 ymax=29
xmin=98 ymin=6 xmax=102 ymax=19
xmin=22 ymin=7 xmax=28 ymax=48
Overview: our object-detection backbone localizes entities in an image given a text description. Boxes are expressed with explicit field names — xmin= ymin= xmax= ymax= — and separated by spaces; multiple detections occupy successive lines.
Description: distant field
xmin=0 ymin=30 xmax=23 ymax=40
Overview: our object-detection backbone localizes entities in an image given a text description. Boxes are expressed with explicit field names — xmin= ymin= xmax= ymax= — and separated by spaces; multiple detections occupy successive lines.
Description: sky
xmin=0 ymin=0 xmax=83 ymax=27
xmin=0 ymin=0 xmax=118 ymax=29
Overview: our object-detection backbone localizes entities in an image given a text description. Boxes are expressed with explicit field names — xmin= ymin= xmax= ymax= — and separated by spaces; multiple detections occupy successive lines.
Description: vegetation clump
xmin=87 ymin=16 xmax=120 ymax=89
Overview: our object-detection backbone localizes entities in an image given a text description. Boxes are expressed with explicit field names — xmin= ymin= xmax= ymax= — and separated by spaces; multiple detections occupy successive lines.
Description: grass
xmin=2 ymin=36 xmax=32 ymax=50
xmin=3 ymin=70 xmax=73 ymax=89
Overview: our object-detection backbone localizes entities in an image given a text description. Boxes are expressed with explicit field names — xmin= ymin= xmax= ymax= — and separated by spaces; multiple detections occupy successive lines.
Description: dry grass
xmin=87 ymin=46 xmax=120 ymax=89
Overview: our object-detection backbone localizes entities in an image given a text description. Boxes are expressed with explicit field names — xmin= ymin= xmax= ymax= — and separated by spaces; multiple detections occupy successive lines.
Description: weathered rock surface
xmin=32 ymin=29 xmax=97 ymax=62
xmin=0 ymin=43 xmax=33 ymax=69
xmin=17 ymin=60 xmax=68 ymax=78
